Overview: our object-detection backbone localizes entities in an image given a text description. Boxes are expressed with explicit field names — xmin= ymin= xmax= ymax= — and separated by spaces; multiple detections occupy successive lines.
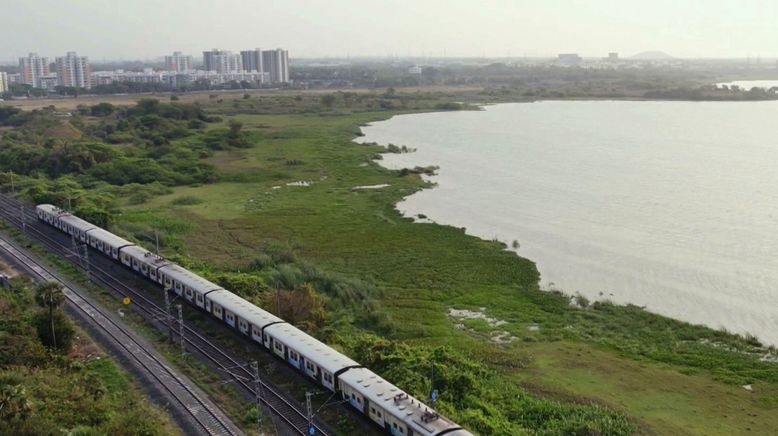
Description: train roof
xmin=339 ymin=368 xmax=470 ymax=436
xmin=88 ymin=227 xmax=135 ymax=248
xmin=208 ymin=290 xmax=283 ymax=328
xmin=37 ymin=204 xmax=67 ymax=216
xmin=159 ymin=263 xmax=223 ymax=292
xmin=121 ymin=245 xmax=172 ymax=269
xmin=59 ymin=214 xmax=97 ymax=232
xmin=264 ymin=323 xmax=360 ymax=374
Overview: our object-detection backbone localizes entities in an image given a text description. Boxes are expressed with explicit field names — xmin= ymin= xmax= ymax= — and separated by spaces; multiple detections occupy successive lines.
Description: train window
xmin=274 ymin=341 xmax=283 ymax=352
xmin=185 ymin=287 xmax=192 ymax=297
xmin=197 ymin=294 xmax=203 ymax=303
xmin=174 ymin=282 xmax=182 ymax=291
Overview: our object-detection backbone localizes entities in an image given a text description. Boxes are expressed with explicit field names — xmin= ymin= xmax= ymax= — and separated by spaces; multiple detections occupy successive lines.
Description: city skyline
xmin=2 ymin=1 xmax=777 ymax=61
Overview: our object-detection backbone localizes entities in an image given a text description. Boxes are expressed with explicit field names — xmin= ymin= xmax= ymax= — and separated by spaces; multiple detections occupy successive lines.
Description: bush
xmin=34 ymin=310 xmax=75 ymax=353
xmin=90 ymin=103 xmax=115 ymax=117
xmin=170 ymin=195 xmax=203 ymax=206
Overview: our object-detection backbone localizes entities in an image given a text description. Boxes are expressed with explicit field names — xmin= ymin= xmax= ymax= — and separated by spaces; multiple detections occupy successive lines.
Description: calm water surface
xmin=358 ymin=101 xmax=778 ymax=345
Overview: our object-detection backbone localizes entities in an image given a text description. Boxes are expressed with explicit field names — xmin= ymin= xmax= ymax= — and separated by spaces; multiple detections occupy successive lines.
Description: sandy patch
xmin=351 ymin=184 xmax=390 ymax=191
xmin=448 ymin=307 xmax=507 ymax=327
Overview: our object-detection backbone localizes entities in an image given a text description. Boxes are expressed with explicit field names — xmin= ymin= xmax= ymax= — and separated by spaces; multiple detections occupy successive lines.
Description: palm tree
xmin=34 ymin=281 xmax=65 ymax=350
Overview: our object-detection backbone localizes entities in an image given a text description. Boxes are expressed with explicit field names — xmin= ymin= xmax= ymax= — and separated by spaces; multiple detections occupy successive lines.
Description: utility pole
xmin=19 ymin=205 xmax=25 ymax=232
xmin=251 ymin=361 xmax=264 ymax=434
xmin=164 ymin=288 xmax=173 ymax=342
xmin=83 ymin=241 xmax=90 ymax=282
xmin=9 ymin=171 xmax=14 ymax=194
xmin=177 ymin=304 xmax=185 ymax=358
xmin=429 ymin=362 xmax=437 ymax=408
xmin=154 ymin=229 xmax=160 ymax=255
xmin=306 ymin=391 xmax=314 ymax=435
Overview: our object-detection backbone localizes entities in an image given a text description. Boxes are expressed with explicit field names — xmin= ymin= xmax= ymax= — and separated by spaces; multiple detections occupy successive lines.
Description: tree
xmin=265 ymin=283 xmax=327 ymax=332
xmin=228 ymin=120 xmax=243 ymax=138
xmin=34 ymin=281 xmax=66 ymax=350
xmin=90 ymin=103 xmax=115 ymax=117
xmin=320 ymin=94 xmax=336 ymax=108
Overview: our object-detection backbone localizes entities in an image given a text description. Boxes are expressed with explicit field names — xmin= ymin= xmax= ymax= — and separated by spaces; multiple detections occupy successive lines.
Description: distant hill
xmin=630 ymin=51 xmax=675 ymax=60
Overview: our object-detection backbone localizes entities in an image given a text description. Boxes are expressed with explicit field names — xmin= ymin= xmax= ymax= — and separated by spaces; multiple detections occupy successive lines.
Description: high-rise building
xmin=0 ymin=71 xmax=8 ymax=93
xmin=56 ymin=52 xmax=91 ymax=89
xmin=262 ymin=49 xmax=289 ymax=83
xmin=19 ymin=53 xmax=50 ymax=88
xmin=240 ymin=49 xmax=263 ymax=73
xmin=202 ymin=49 xmax=242 ymax=73
xmin=165 ymin=52 xmax=193 ymax=72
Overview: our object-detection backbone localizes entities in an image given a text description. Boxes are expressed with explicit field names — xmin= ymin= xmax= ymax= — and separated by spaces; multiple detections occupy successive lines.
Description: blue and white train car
xmin=34 ymin=204 xmax=473 ymax=436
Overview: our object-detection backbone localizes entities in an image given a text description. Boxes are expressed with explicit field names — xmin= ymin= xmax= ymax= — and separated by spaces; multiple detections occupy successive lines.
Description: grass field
xmin=103 ymin=107 xmax=778 ymax=434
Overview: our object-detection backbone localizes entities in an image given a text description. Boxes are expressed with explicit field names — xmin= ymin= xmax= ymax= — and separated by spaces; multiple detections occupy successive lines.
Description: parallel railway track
xmin=0 ymin=193 xmax=333 ymax=436
xmin=0 ymin=229 xmax=239 ymax=436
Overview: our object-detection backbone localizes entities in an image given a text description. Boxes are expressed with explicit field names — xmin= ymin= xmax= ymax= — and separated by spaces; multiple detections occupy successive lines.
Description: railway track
xmin=0 ymin=193 xmax=334 ymax=436
xmin=0 ymin=232 xmax=240 ymax=436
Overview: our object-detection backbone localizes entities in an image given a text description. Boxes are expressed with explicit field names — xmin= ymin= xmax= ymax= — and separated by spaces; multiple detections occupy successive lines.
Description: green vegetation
xmin=2 ymin=91 xmax=778 ymax=435
xmin=0 ymin=276 xmax=176 ymax=435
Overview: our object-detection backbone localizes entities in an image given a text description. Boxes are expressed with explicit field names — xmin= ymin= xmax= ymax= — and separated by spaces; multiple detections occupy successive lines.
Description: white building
xmin=56 ymin=52 xmax=91 ymax=89
xmin=91 ymin=69 xmax=268 ymax=88
xmin=262 ymin=48 xmax=289 ymax=83
xmin=19 ymin=53 xmax=50 ymax=88
xmin=0 ymin=71 xmax=8 ymax=93
xmin=240 ymin=49 xmax=264 ymax=73
xmin=203 ymin=49 xmax=242 ymax=74
xmin=165 ymin=52 xmax=193 ymax=72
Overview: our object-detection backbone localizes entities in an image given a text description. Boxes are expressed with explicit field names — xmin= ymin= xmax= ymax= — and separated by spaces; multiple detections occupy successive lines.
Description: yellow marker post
xmin=122 ymin=297 xmax=131 ymax=305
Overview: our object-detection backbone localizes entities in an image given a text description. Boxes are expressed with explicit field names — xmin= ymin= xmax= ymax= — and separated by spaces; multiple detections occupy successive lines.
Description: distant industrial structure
xmin=0 ymin=71 xmax=7 ymax=93
xmin=608 ymin=52 xmax=619 ymax=61
xmin=557 ymin=53 xmax=582 ymax=65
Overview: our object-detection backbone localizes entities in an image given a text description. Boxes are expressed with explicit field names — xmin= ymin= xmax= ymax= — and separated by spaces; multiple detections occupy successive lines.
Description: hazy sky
xmin=2 ymin=0 xmax=777 ymax=62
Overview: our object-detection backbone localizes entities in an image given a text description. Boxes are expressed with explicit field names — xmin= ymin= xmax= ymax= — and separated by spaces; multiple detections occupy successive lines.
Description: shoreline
xmin=356 ymin=102 xmax=778 ymax=348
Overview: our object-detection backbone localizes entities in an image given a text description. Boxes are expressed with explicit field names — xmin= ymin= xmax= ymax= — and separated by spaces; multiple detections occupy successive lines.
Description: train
xmin=36 ymin=204 xmax=472 ymax=436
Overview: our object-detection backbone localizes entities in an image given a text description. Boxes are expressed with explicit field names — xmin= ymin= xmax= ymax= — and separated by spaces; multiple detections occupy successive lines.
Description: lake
xmin=357 ymin=101 xmax=778 ymax=346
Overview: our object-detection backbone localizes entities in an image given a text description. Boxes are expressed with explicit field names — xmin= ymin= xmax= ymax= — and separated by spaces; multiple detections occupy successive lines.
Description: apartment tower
xmin=262 ymin=49 xmax=289 ymax=83
xmin=0 ymin=71 xmax=8 ymax=93
xmin=55 ymin=52 xmax=91 ymax=89
xmin=202 ymin=49 xmax=242 ymax=73
xmin=165 ymin=52 xmax=193 ymax=72
xmin=240 ymin=49 xmax=264 ymax=73
xmin=18 ymin=53 xmax=50 ymax=88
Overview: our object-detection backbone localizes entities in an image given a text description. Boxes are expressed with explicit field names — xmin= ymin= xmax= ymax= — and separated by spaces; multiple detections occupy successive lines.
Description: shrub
xmin=34 ymin=311 xmax=75 ymax=353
